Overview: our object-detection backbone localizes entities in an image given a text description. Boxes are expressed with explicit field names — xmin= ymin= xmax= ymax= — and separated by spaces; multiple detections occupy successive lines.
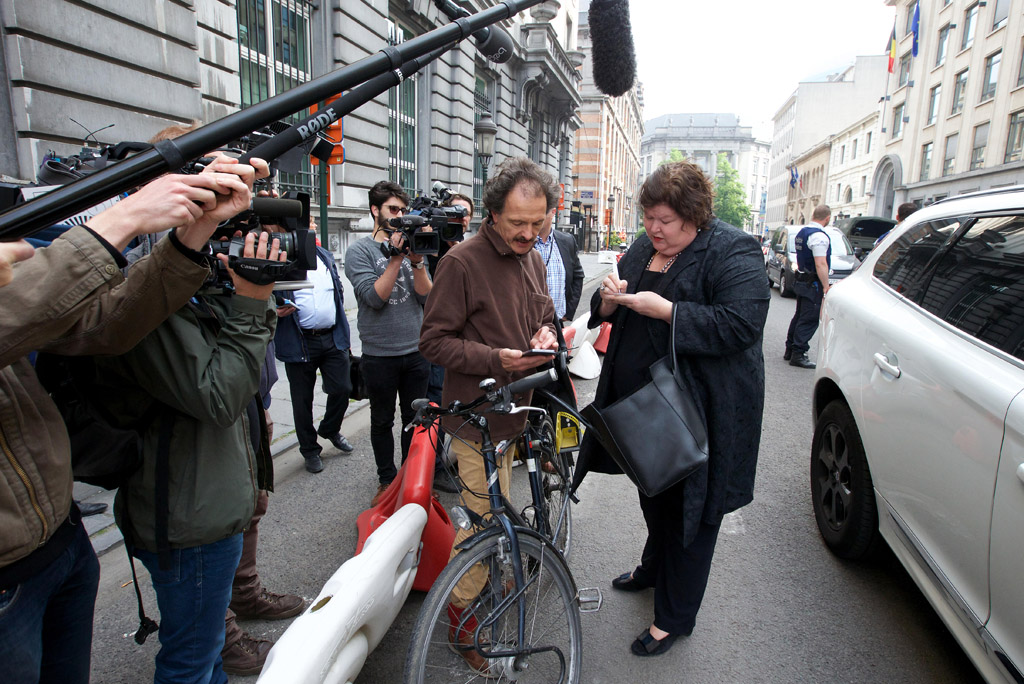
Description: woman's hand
xmin=608 ymin=291 xmax=673 ymax=322
xmin=597 ymin=273 xmax=628 ymax=317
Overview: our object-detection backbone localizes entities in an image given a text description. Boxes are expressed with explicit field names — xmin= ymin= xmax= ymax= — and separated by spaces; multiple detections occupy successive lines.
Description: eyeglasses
xmin=384 ymin=204 xmax=406 ymax=215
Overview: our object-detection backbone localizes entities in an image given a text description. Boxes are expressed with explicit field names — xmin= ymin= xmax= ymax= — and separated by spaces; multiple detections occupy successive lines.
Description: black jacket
xmin=552 ymin=229 xmax=585 ymax=320
xmin=578 ymin=218 xmax=770 ymax=545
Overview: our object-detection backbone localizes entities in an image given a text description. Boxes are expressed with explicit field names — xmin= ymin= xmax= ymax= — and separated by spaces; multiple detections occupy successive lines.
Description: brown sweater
xmin=420 ymin=219 xmax=555 ymax=441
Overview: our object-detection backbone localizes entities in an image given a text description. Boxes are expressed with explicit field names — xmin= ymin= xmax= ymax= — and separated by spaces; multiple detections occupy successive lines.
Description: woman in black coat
xmin=579 ymin=160 xmax=769 ymax=656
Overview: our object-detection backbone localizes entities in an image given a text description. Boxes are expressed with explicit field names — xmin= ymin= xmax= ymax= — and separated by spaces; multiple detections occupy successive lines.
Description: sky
xmin=629 ymin=0 xmax=897 ymax=140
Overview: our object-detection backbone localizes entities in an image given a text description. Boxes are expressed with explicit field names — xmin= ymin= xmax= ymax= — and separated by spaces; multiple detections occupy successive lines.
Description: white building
xmin=827 ymin=110 xmax=884 ymax=221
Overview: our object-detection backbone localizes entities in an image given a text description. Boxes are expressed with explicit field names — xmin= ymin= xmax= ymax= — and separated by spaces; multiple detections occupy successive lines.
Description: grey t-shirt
xmin=344 ymin=236 xmax=427 ymax=356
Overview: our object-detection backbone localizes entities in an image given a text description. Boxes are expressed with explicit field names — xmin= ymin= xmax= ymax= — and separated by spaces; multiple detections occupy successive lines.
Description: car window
xmin=873 ymin=217 xmax=963 ymax=299
xmin=850 ymin=219 xmax=895 ymax=239
xmin=916 ymin=215 xmax=1024 ymax=361
xmin=825 ymin=230 xmax=853 ymax=256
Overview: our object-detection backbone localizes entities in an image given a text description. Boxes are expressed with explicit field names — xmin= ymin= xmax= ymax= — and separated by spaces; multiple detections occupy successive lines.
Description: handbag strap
xmin=668 ymin=303 xmax=678 ymax=375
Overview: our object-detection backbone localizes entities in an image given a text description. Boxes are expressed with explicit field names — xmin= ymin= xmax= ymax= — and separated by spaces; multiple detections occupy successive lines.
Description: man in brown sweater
xmin=419 ymin=157 xmax=558 ymax=676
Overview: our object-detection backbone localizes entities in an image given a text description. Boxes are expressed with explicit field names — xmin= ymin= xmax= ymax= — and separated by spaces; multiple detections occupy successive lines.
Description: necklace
xmin=647 ymin=252 xmax=679 ymax=273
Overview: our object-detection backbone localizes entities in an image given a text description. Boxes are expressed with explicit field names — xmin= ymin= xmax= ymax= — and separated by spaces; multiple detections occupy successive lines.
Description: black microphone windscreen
xmin=252 ymin=197 xmax=304 ymax=219
xmin=588 ymin=0 xmax=637 ymax=97
xmin=474 ymin=26 xmax=514 ymax=64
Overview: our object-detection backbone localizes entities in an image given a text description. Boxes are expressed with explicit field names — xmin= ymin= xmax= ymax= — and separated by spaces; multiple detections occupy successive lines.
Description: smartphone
xmin=522 ymin=348 xmax=557 ymax=357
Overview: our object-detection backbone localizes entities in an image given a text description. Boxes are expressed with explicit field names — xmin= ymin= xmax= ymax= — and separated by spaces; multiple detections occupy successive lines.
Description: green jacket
xmin=97 ymin=291 xmax=276 ymax=552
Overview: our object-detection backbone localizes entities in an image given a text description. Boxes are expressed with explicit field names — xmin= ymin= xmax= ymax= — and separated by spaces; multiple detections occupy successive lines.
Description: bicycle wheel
xmin=535 ymin=415 xmax=573 ymax=559
xmin=405 ymin=531 xmax=583 ymax=683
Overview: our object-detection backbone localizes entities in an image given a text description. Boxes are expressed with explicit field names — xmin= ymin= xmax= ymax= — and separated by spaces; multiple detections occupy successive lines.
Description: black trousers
xmin=284 ymin=332 xmax=351 ymax=459
xmin=361 ymin=351 xmax=430 ymax=484
xmin=785 ymin=279 xmax=823 ymax=355
xmin=631 ymin=483 xmax=722 ymax=636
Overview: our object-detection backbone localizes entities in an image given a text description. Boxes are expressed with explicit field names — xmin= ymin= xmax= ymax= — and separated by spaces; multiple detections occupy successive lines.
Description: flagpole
xmin=880 ymin=16 xmax=896 ymax=134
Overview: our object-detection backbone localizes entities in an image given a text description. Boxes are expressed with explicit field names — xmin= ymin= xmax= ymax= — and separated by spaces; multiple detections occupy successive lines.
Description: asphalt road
xmin=87 ymin=278 xmax=984 ymax=684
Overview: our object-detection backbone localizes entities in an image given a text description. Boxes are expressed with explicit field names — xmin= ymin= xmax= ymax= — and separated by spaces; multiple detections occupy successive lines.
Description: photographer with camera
xmin=0 ymin=165 xmax=256 ymax=684
xmin=345 ymin=180 xmax=432 ymax=507
xmin=92 ymin=226 xmax=287 ymax=684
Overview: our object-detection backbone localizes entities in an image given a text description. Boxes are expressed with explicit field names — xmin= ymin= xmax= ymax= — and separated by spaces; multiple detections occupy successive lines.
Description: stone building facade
xmin=0 ymin=0 xmax=583 ymax=254
xmin=640 ymin=113 xmax=771 ymax=233
xmin=786 ymin=139 xmax=831 ymax=226
xmin=827 ymin=110 xmax=883 ymax=221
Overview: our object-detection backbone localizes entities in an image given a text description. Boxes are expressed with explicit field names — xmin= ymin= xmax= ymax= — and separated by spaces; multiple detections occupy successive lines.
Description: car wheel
xmin=810 ymin=400 xmax=879 ymax=560
xmin=779 ymin=271 xmax=795 ymax=298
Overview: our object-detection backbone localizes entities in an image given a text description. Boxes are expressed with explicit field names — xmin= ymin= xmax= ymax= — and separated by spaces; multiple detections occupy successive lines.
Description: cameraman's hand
xmin=202 ymin=153 xmax=270 ymax=189
xmin=219 ymin=231 xmax=286 ymax=301
xmin=0 ymin=239 xmax=34 ymax=287
xmin=388 ymin=231 xmax=408 ymax=263
xmin=85 ymin=173 xmax=250 ymax=251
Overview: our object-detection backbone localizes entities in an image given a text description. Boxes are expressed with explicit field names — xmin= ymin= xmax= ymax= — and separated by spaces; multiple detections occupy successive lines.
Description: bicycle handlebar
xmin=505 ymin=368 xmax=557 ymax=396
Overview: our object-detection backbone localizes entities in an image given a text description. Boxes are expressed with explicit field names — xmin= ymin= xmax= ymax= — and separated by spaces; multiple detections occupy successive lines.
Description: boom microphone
xmin=433 ymin=0 xmax=514 ymax=64
xmin=588 ymin=0 xmax=637 ymax=97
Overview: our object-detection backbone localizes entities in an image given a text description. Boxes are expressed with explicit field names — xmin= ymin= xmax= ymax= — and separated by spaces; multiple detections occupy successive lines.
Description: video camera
xmin=382 ymin=181 xmax=466 ymax=257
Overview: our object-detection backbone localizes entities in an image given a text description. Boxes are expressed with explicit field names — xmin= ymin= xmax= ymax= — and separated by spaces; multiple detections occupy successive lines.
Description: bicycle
xmin=403 ymin=367 xmax=601 ymax=683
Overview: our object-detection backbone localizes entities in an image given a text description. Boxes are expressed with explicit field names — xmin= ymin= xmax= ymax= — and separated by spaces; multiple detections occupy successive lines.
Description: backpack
xmin=34 ymin=352 xmax=168 ymax=644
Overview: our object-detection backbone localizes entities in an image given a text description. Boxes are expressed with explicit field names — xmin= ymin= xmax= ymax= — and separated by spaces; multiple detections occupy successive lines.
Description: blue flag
xmin=911 ymin=2 xmax=920 ymax=57
xmin=789 ymin=167 xmax=799 ymax=189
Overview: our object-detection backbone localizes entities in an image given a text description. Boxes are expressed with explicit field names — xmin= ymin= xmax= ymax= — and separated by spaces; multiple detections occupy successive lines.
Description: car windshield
xmin=786 ymin=229 xmax=853 ymax=256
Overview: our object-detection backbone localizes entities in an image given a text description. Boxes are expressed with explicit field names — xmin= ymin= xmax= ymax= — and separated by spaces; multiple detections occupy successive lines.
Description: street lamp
xmin=474 ymin=113 xmax=498 ymax=186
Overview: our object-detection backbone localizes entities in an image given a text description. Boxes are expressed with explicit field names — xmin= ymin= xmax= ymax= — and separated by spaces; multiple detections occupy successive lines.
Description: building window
xmin=840 ymin=145 xmax=845 ymax=163
xmin=898 ymin=53 xmax=912 ymax=88
xmin=1019 ymin=40 xmax=1024 ymax=87
xmin=852 ymin=139 xmax=858 ymax=159
xmin=952 ymin=69 xmax=969 ymax=114
xmin=970 ymin=122 xmax=989 ymax=170
xmin=920 ymin=142 xmax=933 ymax=181
xmin=961 ymin=3 xmax=978 ymax=51
xmin=904 ymin=5 xmax=915 ymax=35
xmin=926 ymin=85 xmax=941 ymax=125
xmin=860 ymin=176 xmax=867 ymax=196
xmin=981 ymin=51 xmax=1001 ymax=102
xmin=993 ymin=0 xmax=1009 ymax=30
xmin=936 ymin=25 xmax=950 ymax=66
xmin=943 ymin=133 xmax=958 ymax=177
xmin=866 ymin=131 xmax=872 ymax=153
xmin=891 ymin=102 xmax=905 ymax=138
xmin=237 ymin=0 xmax=316 ymax=194
xmin=1005 ymin=110 xmax=1024 ymax=163
xmin=473 ymin=74 xmax=494 ymax=204
xmin=388 ymin=20 xmax=417 ymax=195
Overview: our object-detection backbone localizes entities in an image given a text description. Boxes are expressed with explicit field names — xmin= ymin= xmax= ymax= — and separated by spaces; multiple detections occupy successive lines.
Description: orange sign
xmin=604 ymin=208 xmax=612 ymax=226
xmin=558 ymin=183 xmax=565 ymax=210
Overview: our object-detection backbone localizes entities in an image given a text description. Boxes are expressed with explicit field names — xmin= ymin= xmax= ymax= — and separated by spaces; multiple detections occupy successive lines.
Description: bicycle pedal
xmin=577 ymin=586 xmax=603 ymax=613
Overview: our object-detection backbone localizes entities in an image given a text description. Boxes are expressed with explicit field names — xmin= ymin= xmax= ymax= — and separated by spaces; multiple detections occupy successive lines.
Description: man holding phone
xmin=420 ymin=157 xmax=557 ymax=676
xmin=273 ymin=224 xmax=354 ymax=474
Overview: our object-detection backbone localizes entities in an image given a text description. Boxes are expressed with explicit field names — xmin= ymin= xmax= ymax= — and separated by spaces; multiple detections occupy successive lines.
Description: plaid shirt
xmin=534 ymin=233 xmax=566 ymax=319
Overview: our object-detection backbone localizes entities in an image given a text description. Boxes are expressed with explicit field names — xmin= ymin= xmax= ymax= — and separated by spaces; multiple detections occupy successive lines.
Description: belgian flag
xmin=887 ymin=26 xmax=897 ymax=73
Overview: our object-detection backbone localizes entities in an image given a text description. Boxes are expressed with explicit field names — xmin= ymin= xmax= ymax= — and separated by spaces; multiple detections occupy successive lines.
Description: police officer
xmin=784 ymin=204 xmax=831 ymax=369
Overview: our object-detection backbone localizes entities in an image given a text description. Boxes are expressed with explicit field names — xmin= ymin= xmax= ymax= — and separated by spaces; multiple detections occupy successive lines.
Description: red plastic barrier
xmin=562 ymin=325 xmax=576 ymax=352
xmin=355 ymin=421 xmax=455 ymax=592
xmin=593 ymin=321 xmax=612 ymax=354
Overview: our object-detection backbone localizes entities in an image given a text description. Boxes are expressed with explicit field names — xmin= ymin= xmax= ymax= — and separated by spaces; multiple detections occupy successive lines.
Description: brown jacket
xmin=0 ymin=228 xmax=209 ymax=568
xmin=420 ymin=219 xmax=555 ymax=441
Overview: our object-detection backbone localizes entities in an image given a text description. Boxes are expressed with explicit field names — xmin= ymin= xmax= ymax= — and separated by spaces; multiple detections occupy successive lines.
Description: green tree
xmin=712 ymin=152 xmax=752 ymax=228
xmin=659 ymin=149 xmax=686 ymax=166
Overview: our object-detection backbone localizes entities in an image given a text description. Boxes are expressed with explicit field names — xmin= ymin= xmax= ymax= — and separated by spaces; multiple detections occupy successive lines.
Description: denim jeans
xmin=134 ymin=534 xmax=243 ymax=684
xmin=361 ymin=351 xmax=430 ymax=483
xmin=0 ymin=522 xmax=99 ymax=684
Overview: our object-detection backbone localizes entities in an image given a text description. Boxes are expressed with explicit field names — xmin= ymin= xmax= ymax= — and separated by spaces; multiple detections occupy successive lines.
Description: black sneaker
xmin=304 ymin=454 xmax=324 ymax=473
xmin=789 ymin=353 xmax=816 ymax=369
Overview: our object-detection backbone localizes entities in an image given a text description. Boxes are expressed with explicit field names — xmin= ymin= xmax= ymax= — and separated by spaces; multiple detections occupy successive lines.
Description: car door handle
xmin=873 ymin=352 xmax=901 ymax=378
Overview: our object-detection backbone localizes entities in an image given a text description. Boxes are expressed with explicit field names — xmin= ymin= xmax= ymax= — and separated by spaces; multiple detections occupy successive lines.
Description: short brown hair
xmin=896 ymin=202 xmax=918 ymax=222
xmin=637 ymin=161 xmax=714 ymax=229
xmin=149 ymin=122 xmax=200 ymax=143
xmin=445 ymin=192 xmax=475 ymax=220
xmin=368 ymin=180 xmax=410 ymax=214
xmin=812 ymin=204 xmax=831 ymax=222
xmin=482 ymin=157 xmax=559 ymax=215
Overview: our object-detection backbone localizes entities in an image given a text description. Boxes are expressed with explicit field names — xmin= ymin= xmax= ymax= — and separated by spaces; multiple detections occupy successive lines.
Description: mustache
xmin=513 ymin=236 xmax=536 ymax=244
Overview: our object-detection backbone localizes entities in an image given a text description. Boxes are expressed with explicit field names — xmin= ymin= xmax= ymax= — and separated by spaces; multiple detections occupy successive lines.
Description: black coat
xmin=577 ymin=218 xmax=770 ymax=544
xmin=551 ymin=229 xmax=585 ymax=320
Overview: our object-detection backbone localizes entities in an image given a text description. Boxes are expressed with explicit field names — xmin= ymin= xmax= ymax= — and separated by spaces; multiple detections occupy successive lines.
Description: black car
xmin=835 ymin=216 xmax=896 ymax=255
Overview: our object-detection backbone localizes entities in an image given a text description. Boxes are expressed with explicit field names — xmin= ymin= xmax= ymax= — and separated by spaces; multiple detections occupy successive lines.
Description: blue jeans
xmin=134 ymin=534 xmax=243 ymax=684
xmin=0 ymin=521 xmax=99 ymax=684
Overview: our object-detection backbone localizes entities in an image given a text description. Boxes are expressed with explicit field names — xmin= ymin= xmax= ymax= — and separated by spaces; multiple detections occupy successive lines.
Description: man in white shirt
xmin=784 ymin=204 xmax=831 ymax=369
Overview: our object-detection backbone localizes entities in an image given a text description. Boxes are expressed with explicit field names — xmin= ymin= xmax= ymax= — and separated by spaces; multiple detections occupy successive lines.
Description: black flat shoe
xmin=611 ymin=571 xmax=651 ymax=592
xmin=631 ymin=628 xmax=679 ymax=657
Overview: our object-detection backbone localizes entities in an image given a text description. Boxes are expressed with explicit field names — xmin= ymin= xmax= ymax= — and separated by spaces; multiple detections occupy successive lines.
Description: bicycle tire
xmin=535 ymin=415 xmax=573 ymax=559
xmin=404 ymin=531 xmax=583 ymax=683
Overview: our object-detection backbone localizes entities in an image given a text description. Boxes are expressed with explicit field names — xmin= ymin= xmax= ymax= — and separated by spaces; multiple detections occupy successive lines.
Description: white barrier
xmin=568 ymin=339 xmax=602 ymax=379
xmin=257 ymin=504 xmax=428 ymax=684
xmin=597 ymin=250 xmax=618 ymax=264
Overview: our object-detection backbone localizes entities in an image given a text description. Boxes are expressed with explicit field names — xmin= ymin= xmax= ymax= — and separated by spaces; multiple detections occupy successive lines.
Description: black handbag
xmin=581 ymin=307 xmax=709 ymax=497
xmin=349 ymin=352 xmax=368 ymax=401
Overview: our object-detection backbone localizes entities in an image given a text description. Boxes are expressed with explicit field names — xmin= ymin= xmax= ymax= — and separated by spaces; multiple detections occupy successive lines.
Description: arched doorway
xmin=870 ymin=155 xmax=902 ymax=219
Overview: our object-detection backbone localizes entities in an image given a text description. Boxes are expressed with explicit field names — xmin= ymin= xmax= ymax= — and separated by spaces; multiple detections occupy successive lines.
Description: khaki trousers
xmin=448 ymin=437 xmax=515 ymax=609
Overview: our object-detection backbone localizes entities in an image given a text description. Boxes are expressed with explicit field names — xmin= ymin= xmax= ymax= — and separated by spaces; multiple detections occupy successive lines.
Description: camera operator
xmin=93 ymin=227 xmax=286 ymax=684
xmin=344 ymin=180 xmax=432 ymax=507
xmin=0 ymin=166 xmax=256 ymax=684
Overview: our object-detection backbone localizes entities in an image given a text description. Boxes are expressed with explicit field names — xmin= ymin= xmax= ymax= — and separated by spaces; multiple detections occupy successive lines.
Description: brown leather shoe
xmin=448 ymin=603 xmax=495 ymax=678
xmin=221 ymin=633 xmax=273 ymax=676
xmin=370 ymin=482 xmax=390 ymax=507
xmin=230 ymin=588 xmax=304 ymax=621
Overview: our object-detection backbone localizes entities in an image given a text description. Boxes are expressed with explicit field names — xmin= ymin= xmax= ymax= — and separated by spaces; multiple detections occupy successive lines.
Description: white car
xmin=810 ymin=187 xmax=1023 ymax=684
